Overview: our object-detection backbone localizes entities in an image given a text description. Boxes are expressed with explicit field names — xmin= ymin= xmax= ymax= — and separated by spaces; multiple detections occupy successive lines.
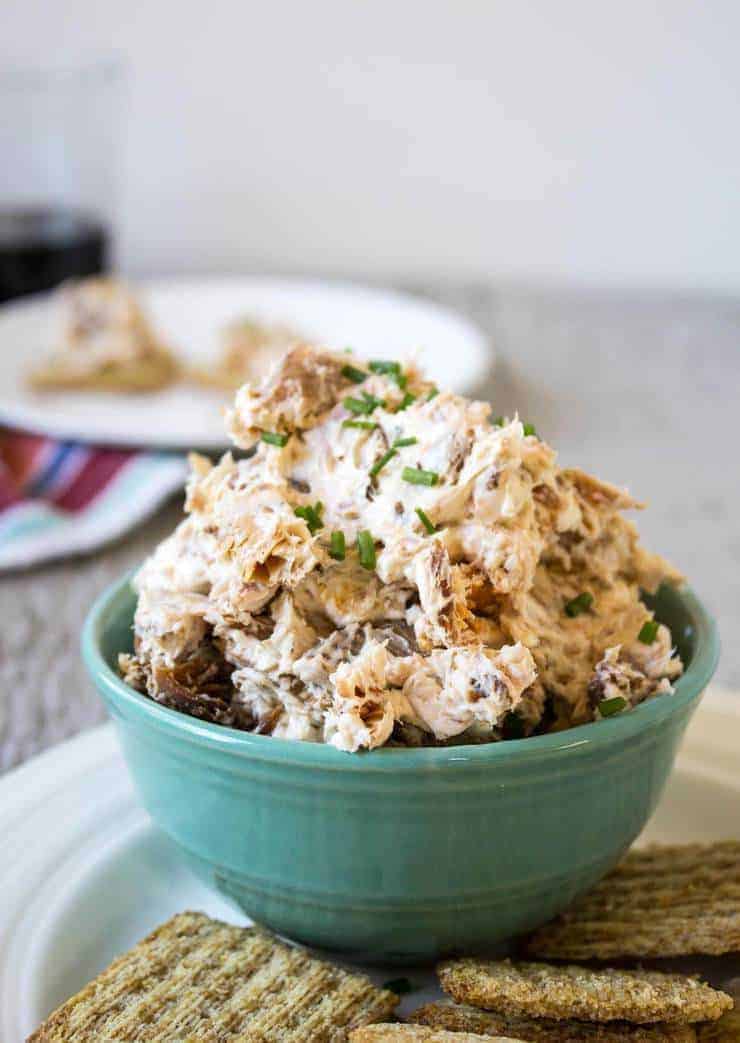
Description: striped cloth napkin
xmin=0 ymin=430 xmax=188 ymax=571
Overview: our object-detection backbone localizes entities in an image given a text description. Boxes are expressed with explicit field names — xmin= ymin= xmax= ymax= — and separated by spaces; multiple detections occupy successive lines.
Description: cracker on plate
xmin=437 ymin=958 xmax=732 ymax=1025
xmin=697 ymin=1008 xmax=740 ymax=1041
xmin=190 ymin=317 xmax=303 ymax=391
xmin=350 ymin=1026 xmax=525 ymax=1042
xmin=409 ymin=1000 xmax=698 ymax=1041
xmin=697 ymin=980 xmax=740 ymax=1041
xmin=28 ymin=911 xmax=398 ymax=1042
xmin=28 ymin=352 xmax=179 ymax=392
xmin=525 ymin=842 xmax=740 ymax=960
xmin=27 ymin=278 xmax=180 ymax=394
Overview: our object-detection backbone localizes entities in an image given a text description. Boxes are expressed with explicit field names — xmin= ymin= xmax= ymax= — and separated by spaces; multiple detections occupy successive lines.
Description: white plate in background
xmin=1 ymin=689 xmax=738 ymax=1041
xmin=0 ymin=277 xmax=493 ymax=451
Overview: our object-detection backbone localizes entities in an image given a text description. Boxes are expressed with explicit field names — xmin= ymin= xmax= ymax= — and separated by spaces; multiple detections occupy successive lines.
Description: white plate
xmin=0 ymin=277 xmax=492 ymax=451
xmin=2 ymin=692 xmax=738 ymax=1041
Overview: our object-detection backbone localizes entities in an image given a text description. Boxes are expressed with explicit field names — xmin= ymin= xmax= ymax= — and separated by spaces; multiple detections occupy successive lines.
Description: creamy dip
xmin=120 ymin=345 xmax=682 ymax=751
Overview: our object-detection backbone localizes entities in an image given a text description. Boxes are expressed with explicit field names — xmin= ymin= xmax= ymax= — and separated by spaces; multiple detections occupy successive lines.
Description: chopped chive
xmin=342 ymin=419 xmax=377 ymax=430
xmin=369 ymin=448 xmax=397 ymax=478
xmin=368 ymin=359 xmax=407 ymax=390
xmin=343 ymin=346 xmax=353 ymax=353
xmin=341 ymin=363 xmax=367 ymax=384
xmin=426 ymin=386 xmax=439 ymax=401
xmin=638 ymin=619 xmax=659 ymax=645
xmin=392 ymin=436 xmax=417 ymax=448
xmin=493 ymin=415 xmax=505 ymax=427
xmin=397 ymin=391 xmax=416 ymax=411
xmin=599 ymin=696 xmax=627 ymax=718
xmin=415 ymin=507 xmax=436 ymax=534
xmin=503 ymin=711 xmax=526 ymax=739
xmin=382 ymin=977 xmax=414 ymax=995
xmin=260 ymin=431 xmax=289 ymax=447
xmin=523 ymin=422 xmax=538 ymax=437
xmin=357 ymin=530 xmax=377 ymax=570
xmin=343 ymin=396 xmax=373 ymax=415
xmin=565 ymin=592 xmax=593 ymax=618
xmin=344 ymin=391 xmax=386 ymax=415
xmin=294 ymin=501 xmax=324 ymax=535
xmin=329 ymin=530 xmax=346 ymax=561
xmin=402 ymin=466 xmax=438 ymax=487
xmin=369 ymin=359 xmax=401 ymax=377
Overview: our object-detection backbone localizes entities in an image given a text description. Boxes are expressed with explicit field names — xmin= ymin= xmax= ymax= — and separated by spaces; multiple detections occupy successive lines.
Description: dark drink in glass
xmin=0 ymin=207 xmax=110 ymax=304
xmin=1 ymin=60 xmax=122 ymax=304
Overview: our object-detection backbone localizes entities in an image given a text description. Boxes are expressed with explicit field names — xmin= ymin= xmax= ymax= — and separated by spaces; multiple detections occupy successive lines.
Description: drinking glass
xmin=0 ymin=59 xmax=124 ymax=303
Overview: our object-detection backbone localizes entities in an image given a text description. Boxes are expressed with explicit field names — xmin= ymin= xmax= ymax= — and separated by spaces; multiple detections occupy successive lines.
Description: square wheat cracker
xmin=526 ymin=842 xmax=740 ymax=960
xmin=409 ymin=1000 xmax=698 ymax=1041
xmin=28 ymin=911 xmax=398 ymax=1042
xmin=437 ymin=958 xmax=732 ymax=1025
xmin=350 ymin=1026 xmax=525 ymax=1042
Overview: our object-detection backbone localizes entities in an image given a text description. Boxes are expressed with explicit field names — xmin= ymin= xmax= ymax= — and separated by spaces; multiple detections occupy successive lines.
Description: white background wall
xmin=4 ymin=0 xmax=740 ymax=292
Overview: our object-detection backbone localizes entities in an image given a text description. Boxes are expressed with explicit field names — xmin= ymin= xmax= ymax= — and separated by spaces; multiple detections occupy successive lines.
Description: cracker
xmin=526 ymin=842 xmax=740 ymax=960
xmin=697 ymin=1008 xmax=740 ymax=1041
xmin=437 ymin=958 xmax=732 ymax=1024
xmin=698 ymin=981 xmax=740 ymax=1042
xmin=409 ymin=1001 xmax=698 ymax=1041
xmin=350 ymin=1026 xmax=525 ymax=1042
xmin=28 ymin=352 xmax=179 ymax=393
xmin=28 ymin=911 xmax=398 ymax=1042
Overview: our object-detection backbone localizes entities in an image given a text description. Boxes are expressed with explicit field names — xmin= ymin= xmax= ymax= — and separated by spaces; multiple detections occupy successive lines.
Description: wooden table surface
xmin=1 ymin=283 xmax=737 ymax=772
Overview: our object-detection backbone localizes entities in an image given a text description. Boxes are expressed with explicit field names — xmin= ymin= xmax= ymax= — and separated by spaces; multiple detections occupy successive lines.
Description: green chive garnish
xmin=397 ymin=391 xmax=416 ymax=411
xmin=369 ymin=359 xmax=401 ymax=377
xmin=599 ymin=696 xmax=627 ymax=717
xmin=426 ymin=386 xmax=439 ymax=401
xmin=638 ymin=620 xmax=659 ymax=645
xmin=329 ymin=530 xmax=346 ymax=561
xmin=565 ymin=592 xmax=593 ymax=617
xmin=493 ymin=415 xmax=505 ymax=427
xmin=343 ymin=392 xmax=385 ymax=415
xmin=392 ymin=436 xmax=417 ymax=448
xmin=369 ymin=359 xmax=407 ymax=390
xmin=344 ymin=396 xmax=372 ymax=415
xmin=523 ymin=422 xmax=538 ymax=437
xmin=341 ymin=363 xmax=367 ymax=384
xmin=294 ymin=501 xmax=324 ymax=535
xmin=415 ymin=507 xmax=436 ymax=534
xmin=369 ymin=448 xmax=397 ymax=478
xmin=382 ymin=977 xmax=414 ymax=995
xmin=402 ymin=466 xmax=438 ymax=487
xmin=357 ymin=530 xmax=377 ymax=570
xmin=343 ymin=346 xmax=353 ymax=353
xmin=342 ymin=419 xmax=377 ymax=430
xmin=260 ymin=431 xmax=289 ymax=447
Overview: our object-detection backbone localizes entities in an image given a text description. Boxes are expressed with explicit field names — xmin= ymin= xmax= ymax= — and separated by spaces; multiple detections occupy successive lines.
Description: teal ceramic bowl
xmin=83 ymin=574 xmax=719 ymax=963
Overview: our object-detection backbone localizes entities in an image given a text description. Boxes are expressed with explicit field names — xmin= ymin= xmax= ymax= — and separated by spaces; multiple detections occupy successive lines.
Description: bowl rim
xmin=82 ymin=571 xmax=720 ymax=773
